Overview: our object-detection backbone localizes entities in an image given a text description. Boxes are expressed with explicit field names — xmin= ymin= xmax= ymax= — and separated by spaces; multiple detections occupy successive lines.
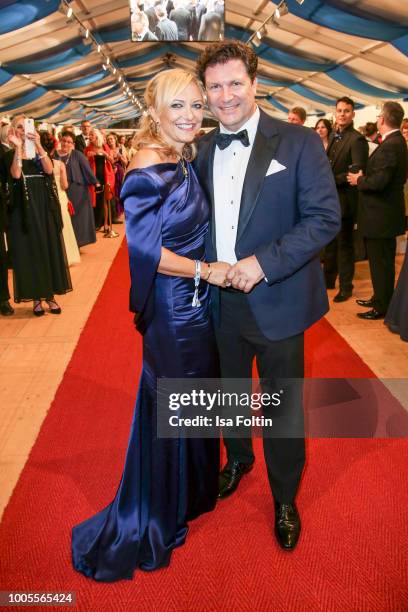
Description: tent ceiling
xmin=0 ymin=0 xmax=407 ymax=126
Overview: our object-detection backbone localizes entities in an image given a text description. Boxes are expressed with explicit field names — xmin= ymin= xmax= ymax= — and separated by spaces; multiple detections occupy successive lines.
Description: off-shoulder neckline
xmin=127 ymin=161 xmax=181 ymax=172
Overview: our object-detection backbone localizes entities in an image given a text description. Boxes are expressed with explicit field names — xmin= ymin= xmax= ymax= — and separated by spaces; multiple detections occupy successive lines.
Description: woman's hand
xmin=30 ymin=130 xmax=41 ymax=150
xmin=8 ymin=129 xmax=23 ymax=149
xmin=206 ymin=261 xmax=232 ymax=287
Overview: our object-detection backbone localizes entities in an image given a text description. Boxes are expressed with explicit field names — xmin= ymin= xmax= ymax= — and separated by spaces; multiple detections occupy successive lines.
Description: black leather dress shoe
xmin=274 ymin=502 xmax=301 ymax=550
xmin=0 ymin=300 xmax=14 ymax=316
xmin=357 ymin=308 xmax=385 ymax=320
xmin=333 ymin=291 xmax=352 ymax=303
xmin=218 ymin=460 xmax=254 ymax=499
xmin=356 ymin=298 xmax=374 ymax=307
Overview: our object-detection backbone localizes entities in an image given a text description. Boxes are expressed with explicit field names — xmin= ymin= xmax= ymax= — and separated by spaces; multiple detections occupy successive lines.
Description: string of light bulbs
xmin=248 ymin=0 xmax=305 ymax=47
xmin=58 ymin=0 xmax=143 ymax=122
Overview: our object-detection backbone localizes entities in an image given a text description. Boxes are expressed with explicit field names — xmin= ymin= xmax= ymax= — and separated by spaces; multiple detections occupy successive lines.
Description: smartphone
xmin=24 ymin=118 xmax=36 ymax=159
xmin=348 ymin=164 xmax=360 ymax=173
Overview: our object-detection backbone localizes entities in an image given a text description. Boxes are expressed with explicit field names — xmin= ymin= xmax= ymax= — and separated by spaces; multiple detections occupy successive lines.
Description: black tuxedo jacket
xmin=327 ymin=124 xmax=368 ymax=217
xmin=194 ymin=109 xmax=341 ymax=341
xmin=187 ymin=3 xmax=205 ymax=38
xmin=169 ymin=7 xmax=191 ymax=40
xmin=75 ymin=134 xmax=86 ymax=153
xmin=357 ymin=130 xmax=407 ymax=238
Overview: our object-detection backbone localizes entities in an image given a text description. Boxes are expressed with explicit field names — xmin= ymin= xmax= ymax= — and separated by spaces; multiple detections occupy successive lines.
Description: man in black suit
xmin=187 ymin=0 xmax=205 ymax=39
xmin=131 ymin=11 xmax=159 ymax=40
xmin=170 ymin=0 xmax=191 ymax=41
xmin=154 ymin=2 xmax=178 ymax=40
xmin=195 ymin=41 xmax=340 ymax=550
xmin=324 ymin=97 xmax=368 ymax=302
xmin=348 ymin=101 xmax=407 ymax=319
xmin=75 ymin=119 xmax=91 ymax=153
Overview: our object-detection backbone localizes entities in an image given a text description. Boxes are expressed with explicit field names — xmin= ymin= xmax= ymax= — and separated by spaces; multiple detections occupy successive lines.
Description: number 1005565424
xmin=0 ymin=592 xmax=75 ymax=606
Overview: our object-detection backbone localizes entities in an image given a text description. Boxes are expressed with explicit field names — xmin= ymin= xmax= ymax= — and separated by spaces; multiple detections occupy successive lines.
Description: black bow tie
xmin=215 ymin=129 xmax=250 ymax=150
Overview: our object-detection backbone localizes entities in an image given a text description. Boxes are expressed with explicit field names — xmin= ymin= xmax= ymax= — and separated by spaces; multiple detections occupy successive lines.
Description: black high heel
xmin=33 ymin=301 xmax=44 ymax=317
xmin=46 ymin=299 xmax=61 ymax=314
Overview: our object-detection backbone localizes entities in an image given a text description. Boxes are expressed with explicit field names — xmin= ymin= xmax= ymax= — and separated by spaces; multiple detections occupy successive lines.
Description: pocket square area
xmin=266 ymin=159 xmax=287 ymax=176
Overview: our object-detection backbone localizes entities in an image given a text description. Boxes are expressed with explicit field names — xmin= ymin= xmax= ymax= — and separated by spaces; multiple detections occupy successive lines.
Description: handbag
xmin=104 ymin=183 xmax=114 ymax=201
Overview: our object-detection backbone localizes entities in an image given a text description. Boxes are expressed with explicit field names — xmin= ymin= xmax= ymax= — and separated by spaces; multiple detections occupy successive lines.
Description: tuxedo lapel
xmin=327 ymin=129 xmax=352 ymax=165
xmin=201 ymin=130 xmax=217 ymax=252
xmin=236 ymin=120 xmax=280 ymax=243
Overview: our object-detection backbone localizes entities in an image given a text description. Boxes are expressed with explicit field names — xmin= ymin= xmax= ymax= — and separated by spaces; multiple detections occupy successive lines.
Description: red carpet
xmin=0 ymin=242 xmax=407 ymax=611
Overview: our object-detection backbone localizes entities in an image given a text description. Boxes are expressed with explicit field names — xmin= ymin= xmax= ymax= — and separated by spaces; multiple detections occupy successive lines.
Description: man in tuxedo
xmin=169 ymin=0 xmax=192 ymax=41
xmin=323 ymin=97 xmax=368 ymax=301
xmin=75 ymin=120 xmax=92 ymax=153
xmin=348 ymin=101 xmax=407 ymax=319
xmin=195 ymin=41 xmax=340 ymax=550
xmin=131 ymin=11 xmax=159 ymax=40
xmin=187 ymin=0 xmax=205 ymax=39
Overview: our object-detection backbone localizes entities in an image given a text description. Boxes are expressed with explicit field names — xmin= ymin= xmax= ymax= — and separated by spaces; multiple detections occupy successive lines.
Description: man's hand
xmin=207 ymin=261 xmax=232 ymax=287
xmin=347 ymin=170 xmax=363 ymax=186
xmin=226 ymin=255 xmax=265 ymax=293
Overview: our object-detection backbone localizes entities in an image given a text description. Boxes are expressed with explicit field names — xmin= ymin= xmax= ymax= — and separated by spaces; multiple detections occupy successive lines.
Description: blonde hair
xmin=11 ymin=115 xmax=26 ymax=129
xmin=0 ymin=124 xmax=11 ymax=144
xmin=90 ymin=128 xmax=104 ymax=148
xmin=133 ymin=68 xmax=204 ymax=160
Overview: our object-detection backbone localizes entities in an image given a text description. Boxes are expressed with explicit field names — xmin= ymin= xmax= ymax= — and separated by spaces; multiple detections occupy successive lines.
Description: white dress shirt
xmin=381 ymin=128 xmax=400 ymax=141
xmin=213 ymin=106 xmax=260 ymax=264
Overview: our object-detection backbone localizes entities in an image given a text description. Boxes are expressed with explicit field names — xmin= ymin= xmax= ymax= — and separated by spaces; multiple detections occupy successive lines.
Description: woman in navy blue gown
xmin=72 ymin=69 xmax=230 ymax=581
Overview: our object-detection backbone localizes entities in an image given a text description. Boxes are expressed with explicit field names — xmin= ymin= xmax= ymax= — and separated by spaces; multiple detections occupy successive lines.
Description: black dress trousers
xmin=215 ymin=289 xmax=306 ymax=503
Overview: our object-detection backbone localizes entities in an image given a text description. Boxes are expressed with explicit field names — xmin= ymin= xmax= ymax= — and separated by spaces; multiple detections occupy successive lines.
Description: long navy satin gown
xmin=71 ymin=161 xmax=219 ymax=581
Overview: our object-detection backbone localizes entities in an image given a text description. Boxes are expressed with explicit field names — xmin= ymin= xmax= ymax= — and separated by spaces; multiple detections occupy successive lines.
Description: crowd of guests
xmin=0 ymin=117 xmax=135 ymax=317
xmin=308 ymin=100 xmax=408 ymax=340
xmin=130 ymin=0 xmax=224 ymax=41
xmin=1 ymin=100 xmax=407 ymax=341
xmin=283 ymin=101 xmax=408 ymax=341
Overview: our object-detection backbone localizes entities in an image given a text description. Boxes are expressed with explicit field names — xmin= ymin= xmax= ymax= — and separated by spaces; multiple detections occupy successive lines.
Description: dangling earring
xmin=152 ymin=120 xmax=160 ymax=135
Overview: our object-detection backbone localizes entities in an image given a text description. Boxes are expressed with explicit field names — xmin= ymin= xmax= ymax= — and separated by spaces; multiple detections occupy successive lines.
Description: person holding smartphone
xmin=6 ymin=116 xmax=72 ymax=316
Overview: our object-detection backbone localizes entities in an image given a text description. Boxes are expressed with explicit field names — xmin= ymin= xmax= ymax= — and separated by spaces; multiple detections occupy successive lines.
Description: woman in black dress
xmin=84 ymin=129 xmax=115 ymax=232
xmin=0 ymin=124 xmax=13 ymax=316
xmin=7 ymin=116 xmax=72 ymax=316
